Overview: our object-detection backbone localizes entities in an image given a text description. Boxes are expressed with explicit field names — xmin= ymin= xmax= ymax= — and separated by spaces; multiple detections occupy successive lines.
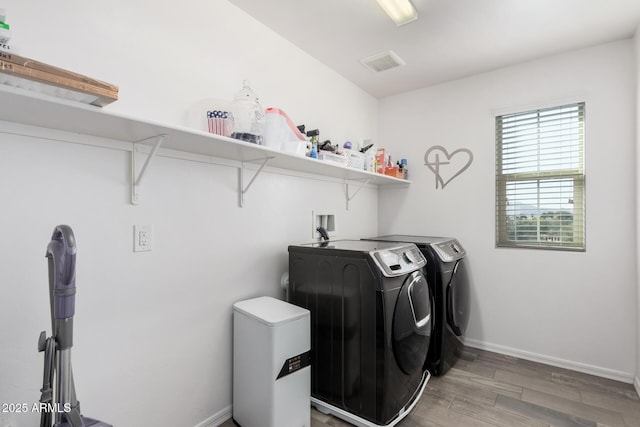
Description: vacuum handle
xmin=46 ymin=225 xmax=77 ymax=320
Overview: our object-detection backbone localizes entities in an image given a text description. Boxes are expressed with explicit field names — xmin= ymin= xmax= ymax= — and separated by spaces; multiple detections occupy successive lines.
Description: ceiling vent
xmin=360 ymin=50 xmax=406 ymax=72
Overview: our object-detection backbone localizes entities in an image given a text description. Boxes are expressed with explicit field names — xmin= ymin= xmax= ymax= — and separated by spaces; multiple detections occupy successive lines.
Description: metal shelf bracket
xmin=131 ymin=134 xmax=167 ymax=204
xmin=239 ymin=156 xmax=275 ymax=207
xmin=345 ymin=178 xmax=371 ymax=210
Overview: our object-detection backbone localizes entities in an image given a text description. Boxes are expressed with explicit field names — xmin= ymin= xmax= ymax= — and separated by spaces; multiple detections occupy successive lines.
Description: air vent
xmin=360 ymin=50 xmax=405 ymax=72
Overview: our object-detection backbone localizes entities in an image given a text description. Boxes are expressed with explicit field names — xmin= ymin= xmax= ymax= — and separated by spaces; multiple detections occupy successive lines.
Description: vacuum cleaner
xmin=38 ymin=225 xmax=112 ymax=427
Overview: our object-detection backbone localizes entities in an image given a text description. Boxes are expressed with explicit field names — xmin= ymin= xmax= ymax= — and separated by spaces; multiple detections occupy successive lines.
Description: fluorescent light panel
xmin=376 ymin=0 xmax=417 ymax=26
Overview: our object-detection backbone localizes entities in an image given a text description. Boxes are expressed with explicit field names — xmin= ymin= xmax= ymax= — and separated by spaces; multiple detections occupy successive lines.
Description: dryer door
xmin=392 ymin=270 xmax=433 ymax=375
xmin=446 ymin=259 xmax=470 ymax=337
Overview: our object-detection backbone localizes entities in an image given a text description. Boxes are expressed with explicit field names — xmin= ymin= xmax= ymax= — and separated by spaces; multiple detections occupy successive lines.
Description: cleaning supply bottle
xmin=401 ymin=158 xmax=408 ymax=179
xmin=307 ymin=129 xmax=319 ymax=159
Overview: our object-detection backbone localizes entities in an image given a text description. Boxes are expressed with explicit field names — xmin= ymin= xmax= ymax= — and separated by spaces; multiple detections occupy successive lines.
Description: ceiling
xmin=228 ymin=0 xmax=640 ymax=99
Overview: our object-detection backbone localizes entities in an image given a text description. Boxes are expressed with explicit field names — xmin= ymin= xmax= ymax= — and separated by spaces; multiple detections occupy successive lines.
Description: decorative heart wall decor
xmin=424 ymin=145 xmax=473 ymax=189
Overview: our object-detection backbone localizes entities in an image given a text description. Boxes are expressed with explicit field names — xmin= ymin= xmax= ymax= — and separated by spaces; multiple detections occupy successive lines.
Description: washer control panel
xmin=431 ymin=239 xmax=465 ymax=263
xmin=371 ymin=244 xmax=426 ymax=277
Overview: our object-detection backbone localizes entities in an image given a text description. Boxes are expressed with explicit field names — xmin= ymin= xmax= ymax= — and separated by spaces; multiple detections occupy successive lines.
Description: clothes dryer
xmin=364 ymin=235 xmax=470 ymax=376
xmin=287 ymin=240 xmax=432 ymax=427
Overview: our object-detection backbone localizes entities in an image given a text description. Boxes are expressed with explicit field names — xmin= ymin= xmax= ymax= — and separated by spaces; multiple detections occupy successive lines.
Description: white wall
xmin=378 ymin=40 xmax=637 ymax=381
xmin=0 ymin=1 xmax=379 ymax=426
xmin=635 ymin=24 xmax=640 ymax=395
xmin=4 ymin=0 xmax=377 ymax=141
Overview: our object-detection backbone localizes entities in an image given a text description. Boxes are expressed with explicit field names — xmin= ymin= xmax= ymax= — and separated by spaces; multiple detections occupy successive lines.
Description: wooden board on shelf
xmin=0 ymin=51 xmax=118 ymax=107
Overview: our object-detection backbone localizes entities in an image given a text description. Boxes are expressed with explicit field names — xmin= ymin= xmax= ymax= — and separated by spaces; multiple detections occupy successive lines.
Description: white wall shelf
xmin=0 ymin=84 xmax=410 ymax=206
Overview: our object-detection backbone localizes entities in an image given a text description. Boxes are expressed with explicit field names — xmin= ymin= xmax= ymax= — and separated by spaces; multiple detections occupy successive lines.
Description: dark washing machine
xmin=364 ymin=235 xmax=470 ymax=376
xmin=287 ymin=240 xmax=433 ymax=427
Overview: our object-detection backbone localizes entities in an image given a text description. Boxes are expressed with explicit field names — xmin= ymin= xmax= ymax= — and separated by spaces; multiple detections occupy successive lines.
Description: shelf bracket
xmin=345 ymin=178 xmax=371 ymax=210
xmin=131 ymin=134 xmax=167 ymax=205
xmin=239 ymin=156 xmax=274 ymax=207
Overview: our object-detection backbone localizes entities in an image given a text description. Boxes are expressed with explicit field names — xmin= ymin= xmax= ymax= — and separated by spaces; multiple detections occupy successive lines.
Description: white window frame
xmin=495 ymin=102 xmax=585 ymax=251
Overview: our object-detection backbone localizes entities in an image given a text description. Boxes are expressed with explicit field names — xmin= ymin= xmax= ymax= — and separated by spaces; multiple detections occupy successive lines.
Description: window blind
xmin=495 ymin=102 xmax=585 ymax=250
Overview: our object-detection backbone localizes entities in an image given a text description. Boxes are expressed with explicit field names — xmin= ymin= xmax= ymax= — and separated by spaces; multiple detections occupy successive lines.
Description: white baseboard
xmin=464 ymin=338 xmax=635 ymax=384
xmin=199 ymin=344 xmax=640 ymax=425
xmin=194 ymin=405 xmax=232 ymax=427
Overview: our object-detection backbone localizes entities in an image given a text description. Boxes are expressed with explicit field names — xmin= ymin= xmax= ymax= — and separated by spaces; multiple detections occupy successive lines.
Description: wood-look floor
xmin=222 ymin=347 xmax=640 ymax=427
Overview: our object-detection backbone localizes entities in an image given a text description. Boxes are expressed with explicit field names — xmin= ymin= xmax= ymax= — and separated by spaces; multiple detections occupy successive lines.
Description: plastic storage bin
xmin=233 ymin=296 xmax=311 ymax=427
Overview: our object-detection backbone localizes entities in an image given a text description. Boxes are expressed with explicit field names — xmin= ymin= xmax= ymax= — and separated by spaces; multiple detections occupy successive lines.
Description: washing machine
xmin=364 ymin=235 xmax=470 ymax=376
xmin=287 ymin=240 xmax=432 ymax=427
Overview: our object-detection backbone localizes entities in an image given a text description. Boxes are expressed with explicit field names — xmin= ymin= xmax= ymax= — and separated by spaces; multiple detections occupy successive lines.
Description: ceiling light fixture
xmin=376 ymin=0 xmax=418 ymax=26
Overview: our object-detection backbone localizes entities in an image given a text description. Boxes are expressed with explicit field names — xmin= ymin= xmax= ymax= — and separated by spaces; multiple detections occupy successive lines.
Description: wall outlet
xmin=134 ymin=224 xmax=153 ymax=252
xmin=312 ymin=211 xmax=336 ymax=239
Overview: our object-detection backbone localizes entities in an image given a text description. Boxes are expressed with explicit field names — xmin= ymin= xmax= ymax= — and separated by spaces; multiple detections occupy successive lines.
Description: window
xmin=495 ymin=102 xmax=585 ymax=251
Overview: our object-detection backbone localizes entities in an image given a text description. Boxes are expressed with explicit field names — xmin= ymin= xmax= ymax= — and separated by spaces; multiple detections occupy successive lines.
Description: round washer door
xmin=446 ymin=259 xmax=470 ymax=337
xmin=392 ymin=270 xmax=433 ymax=375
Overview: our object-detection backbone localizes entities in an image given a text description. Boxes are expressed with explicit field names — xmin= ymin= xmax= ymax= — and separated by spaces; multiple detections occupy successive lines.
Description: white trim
xmin=194 ymin=405 xmax=232 ymax=427
xmin=634 ymin=376 xmax=640 ymax=398
xmin=464 ymin=338 xmax=635 ymax=384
